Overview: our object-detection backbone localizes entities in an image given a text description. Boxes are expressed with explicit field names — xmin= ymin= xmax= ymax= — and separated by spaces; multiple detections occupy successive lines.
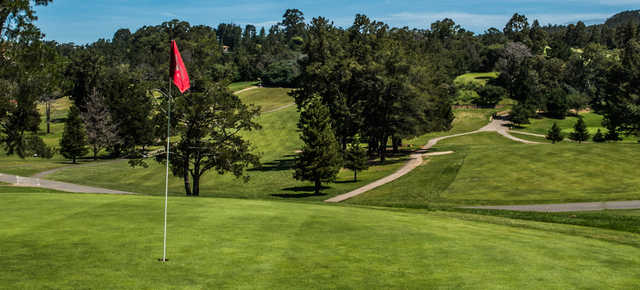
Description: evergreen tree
xmin=510 ymin=103 xmax=531 ymax=126
xmin=60 ymin=105 xmax=88 ymax=163
xmin=344 ymin=135 xmax=369 ymax=182
xmin=294 ymin=96 xmax=342 ymax=195
xmin=546 ymin=122 xmax=564 ymax=143
xmin=592 ymin=129 xmax=606 ymax=143
xmin=569 ymin=117 xmax=590 ymax=143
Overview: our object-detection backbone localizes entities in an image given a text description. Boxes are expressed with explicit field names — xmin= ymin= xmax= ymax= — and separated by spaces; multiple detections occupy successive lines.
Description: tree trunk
xmin=93 ymin=145 xmax=98 ymax=160
xmin=392 ymin=136 xmax=401 ymax=153
xmin=353 ymin=169 xmax=357 ymax=182
xmin=191 ymin=174 xmax=200 ymax=197
xmin=72 ymin=156 xmax=76 ymax=164
xmin=379 ymin=136 xmax=388 ymax=162
xmin=314 ymin=179 xmax=321 ymax=195
xmin=46 ymin=101 xmax=51 ymax=134
xmin=183 ymin=159 xmax=192 ymax=196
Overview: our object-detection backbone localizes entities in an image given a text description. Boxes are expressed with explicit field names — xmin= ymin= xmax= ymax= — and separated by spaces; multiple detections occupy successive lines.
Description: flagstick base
xmin=158 ymin=258 xmax=169 ymax=262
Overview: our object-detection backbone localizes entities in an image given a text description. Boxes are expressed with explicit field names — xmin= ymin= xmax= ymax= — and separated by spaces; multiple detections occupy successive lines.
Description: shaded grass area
xmin=350 ymin=132 xmax=640 ymax=206
xmin=0 ymin=153 xmax=73 ymax=177
xmin=236 ymin=87 xmax=294 ymax=113
xmin=2 ymin=192 xmax=640 ymax=288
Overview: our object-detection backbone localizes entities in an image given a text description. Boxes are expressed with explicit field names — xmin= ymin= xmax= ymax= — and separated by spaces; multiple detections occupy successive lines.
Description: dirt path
xmin=463 ymin=200 xmax=640 ymax=212
xmin=0 ymin=173 xmax=135 ymax=195
xmin=325 ymin=116 xmax=542 ymax=203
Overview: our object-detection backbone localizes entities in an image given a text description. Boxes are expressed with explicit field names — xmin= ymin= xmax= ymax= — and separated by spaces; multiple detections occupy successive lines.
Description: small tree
xmin=344 ymin=135 xmax=369 ymax=182
xmin=592 ymin=129 xmax=606 ymax=143
xmin=474 ymin=85 xmax=506 ymax=108
xmin=294 ymin=96 xmax=342 ymax=195
xmin=82 ymin=89 xmax=120 ymax=160
xmin=546 ymin=122 xmax=564 ymax=144
xmin=569 ymin=117 xmax=590 ymax=143
xmin=510 ymin=104 xmax=531 ymax=126
xmin=60 ymin=105 xmax=88 ymax=163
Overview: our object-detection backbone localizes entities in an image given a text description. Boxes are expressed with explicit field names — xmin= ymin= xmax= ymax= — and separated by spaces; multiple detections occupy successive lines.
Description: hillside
xmin=605 ymin=10 xmax=640 ymax=28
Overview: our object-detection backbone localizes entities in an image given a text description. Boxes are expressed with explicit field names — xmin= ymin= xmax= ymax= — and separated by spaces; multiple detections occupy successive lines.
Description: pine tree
xmin=344 ymin=135 xmax=369 ymax=182
xmin=592 ymin=129 xmax=606 ymax=143
xmin=569 ymin=117 xmax=590 ymax=143
xmin=546 ymin=122 xmax=564 ymax=144
xmin=605 ymin=123 xmax=622 ymax=141
xmin=60 ymin=105 xmax=88 ymax=163
xmin=294 ymin=96 xmax=342 ymax=195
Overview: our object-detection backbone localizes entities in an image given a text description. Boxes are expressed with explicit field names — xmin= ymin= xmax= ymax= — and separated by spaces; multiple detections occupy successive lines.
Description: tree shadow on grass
xmin=271 ymin=185 xmax=330 ymax=198
xmin=249 ymin=154 xmax=297 ymax=172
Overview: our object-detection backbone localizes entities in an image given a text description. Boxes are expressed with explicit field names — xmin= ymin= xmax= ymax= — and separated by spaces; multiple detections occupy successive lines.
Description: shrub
xmin=592 ymin=129 xmax=606 ymax=143
xmin=474 ymin=85 xmax=506 ymax=108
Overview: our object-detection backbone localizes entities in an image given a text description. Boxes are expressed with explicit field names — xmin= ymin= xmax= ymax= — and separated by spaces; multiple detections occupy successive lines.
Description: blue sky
xmin=35 ymin=0 xmax=640 ymax=44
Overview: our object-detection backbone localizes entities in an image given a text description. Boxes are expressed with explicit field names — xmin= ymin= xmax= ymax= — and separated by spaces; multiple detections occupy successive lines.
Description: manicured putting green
xmin=1 ymin=192 xmax=640 ymax=288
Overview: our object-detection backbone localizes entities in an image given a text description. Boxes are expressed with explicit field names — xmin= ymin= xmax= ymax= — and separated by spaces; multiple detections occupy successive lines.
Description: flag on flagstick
xmin=171 ymin=40 xmax=190 ymax=93
xmin=161 ymin=40 xmax=190 ymax=263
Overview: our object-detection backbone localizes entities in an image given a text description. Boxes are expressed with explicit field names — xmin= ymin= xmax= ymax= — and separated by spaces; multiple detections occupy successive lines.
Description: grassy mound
xmin=1 ymin=191 xmax=640 ymax=288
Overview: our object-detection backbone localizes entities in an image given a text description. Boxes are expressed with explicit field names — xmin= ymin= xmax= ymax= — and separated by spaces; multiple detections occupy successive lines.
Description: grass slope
xmin=351 ymin=132 xmax=640 ymax=206
xmin=236 ymin=87 xmax=294 ymax=113
xmin=453 ymin=72 xmax=499 ymax=86
xmin=229 ymin=81 xmax=259 ymax=92
xmin=2 ymin=191 xmax=640 ymax=288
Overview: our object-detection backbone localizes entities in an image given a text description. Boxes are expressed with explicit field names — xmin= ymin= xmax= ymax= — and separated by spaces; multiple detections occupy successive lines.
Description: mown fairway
xmin=350 ymin=132 xmax=640 ymax=207
xmin=2 ymin=188 xmax=640 ymax=289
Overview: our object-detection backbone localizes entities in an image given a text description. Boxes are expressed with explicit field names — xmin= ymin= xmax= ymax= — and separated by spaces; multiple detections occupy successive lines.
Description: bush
xmin=24 ymin=135 xmax=55 ymax=159
xmin=544 ymin=87 xmax=569 ymax=118
xmin=510 ymin=103 xmax=532 ymax=126
xmin=592 ymin=129 xmax=606 ymax=143
xmin=474 ymin=85 xmax=506 ymax=108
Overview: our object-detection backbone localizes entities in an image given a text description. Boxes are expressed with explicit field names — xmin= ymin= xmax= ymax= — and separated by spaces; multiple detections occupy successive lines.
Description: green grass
xmin=351 ymin=132 xmax=640 ymax=207
xmin=37 ymin=97 xmax=71 ymax=147
xmin=0 ymin=153 xmax=72 ymax=176
xmin=236 ymin=87 xmax=294 ymax=113
xmin=2 ymin=191 xmax=640 ymax=288
xmin=453 ymin=72 xmax=499 ymax=86
xmin=228 ymin=81 xmax=258 ymax=92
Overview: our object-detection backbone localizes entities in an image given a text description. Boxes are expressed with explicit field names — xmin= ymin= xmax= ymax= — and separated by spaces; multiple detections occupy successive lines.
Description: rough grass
xmin=350 ymin=132 xmax=640 ymax=206
xmin=2 ymin=191 xmax=640 ymax=289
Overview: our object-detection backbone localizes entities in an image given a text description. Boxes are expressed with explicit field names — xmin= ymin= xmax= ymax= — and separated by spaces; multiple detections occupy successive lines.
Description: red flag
xmin=170 ymin=40 xmax=190 ymax=93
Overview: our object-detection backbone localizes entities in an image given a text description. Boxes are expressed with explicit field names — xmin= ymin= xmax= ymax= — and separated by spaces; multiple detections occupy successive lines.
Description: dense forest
xmin=2 ymin=2 xmax=640 ymax=193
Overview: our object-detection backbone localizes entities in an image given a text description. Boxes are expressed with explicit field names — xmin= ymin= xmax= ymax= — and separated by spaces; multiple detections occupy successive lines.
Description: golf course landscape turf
xmin=2 ymin=189 xmax=640 ymax=289
xmin=4 ymin=81 xmax=640 ymax=289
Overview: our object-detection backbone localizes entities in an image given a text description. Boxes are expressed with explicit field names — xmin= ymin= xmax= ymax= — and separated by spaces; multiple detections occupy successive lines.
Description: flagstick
xmin=162 ymin=66 xmax=172 ymax=263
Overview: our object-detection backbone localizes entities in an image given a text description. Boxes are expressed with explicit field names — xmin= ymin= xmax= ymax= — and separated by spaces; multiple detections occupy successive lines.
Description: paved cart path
xmin=0 ymin=173 xmax=135 ymax=194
